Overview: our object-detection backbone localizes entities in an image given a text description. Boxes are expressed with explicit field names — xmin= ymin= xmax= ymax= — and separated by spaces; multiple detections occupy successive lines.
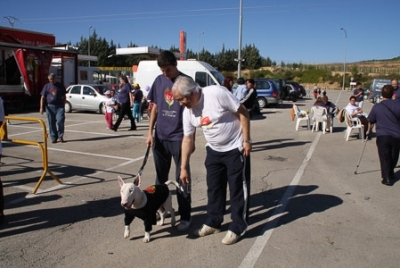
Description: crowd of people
xmin=313 ymin=79 xmax=400 ymax=186
xmin=1 ymin=52 xmax=399 ymax=244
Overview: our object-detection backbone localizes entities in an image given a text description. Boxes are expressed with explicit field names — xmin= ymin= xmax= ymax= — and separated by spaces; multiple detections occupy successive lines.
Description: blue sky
xmin=1 ymin=0 xmax=399 ymax=64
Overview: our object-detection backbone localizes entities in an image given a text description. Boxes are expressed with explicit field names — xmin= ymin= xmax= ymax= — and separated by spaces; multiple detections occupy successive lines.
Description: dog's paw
xmin=142 ymin=232 xmax=150 ymax=243
xmin=124 ymin=226 xmax=130 ymax=239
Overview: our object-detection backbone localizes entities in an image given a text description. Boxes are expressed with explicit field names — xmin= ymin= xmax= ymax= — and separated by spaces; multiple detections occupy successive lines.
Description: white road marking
xmin=239 ymin=132 xmax=322 ymax=268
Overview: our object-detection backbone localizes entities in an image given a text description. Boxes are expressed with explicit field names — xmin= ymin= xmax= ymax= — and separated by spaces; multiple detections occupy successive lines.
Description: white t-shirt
xmin=183 ymin=85 xmax=243 ymax=152
xmin=105 ymin=98 xmax=115 ymax=113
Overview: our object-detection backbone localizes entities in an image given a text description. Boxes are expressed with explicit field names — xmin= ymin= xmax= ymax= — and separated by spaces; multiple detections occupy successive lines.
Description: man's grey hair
xmin=48 ymin=73 xmax=56 ymax=78
xmin=172 ymin=76 xmax=200 ymax=96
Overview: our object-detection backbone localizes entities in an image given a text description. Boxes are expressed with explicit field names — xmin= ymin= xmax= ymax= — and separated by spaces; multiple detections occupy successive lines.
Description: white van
xmin=134 ymin=60 xmax=225 ymax=97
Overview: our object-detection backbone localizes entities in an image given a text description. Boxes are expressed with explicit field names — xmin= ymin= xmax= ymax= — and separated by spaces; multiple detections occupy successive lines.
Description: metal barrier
xmin=0 ymin=116 xmax=62 ymax=194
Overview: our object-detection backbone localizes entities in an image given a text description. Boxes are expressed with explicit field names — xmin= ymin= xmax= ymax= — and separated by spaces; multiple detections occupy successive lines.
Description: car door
xmin=66 ymin=85 xmax=83 ymax=109
xmin=81 ymin=86 xmax=98 ymax=111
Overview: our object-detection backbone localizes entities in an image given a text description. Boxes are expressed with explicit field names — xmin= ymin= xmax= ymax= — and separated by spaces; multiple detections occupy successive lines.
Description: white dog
xmin=118 ymin=176 xmax=183 ymax=243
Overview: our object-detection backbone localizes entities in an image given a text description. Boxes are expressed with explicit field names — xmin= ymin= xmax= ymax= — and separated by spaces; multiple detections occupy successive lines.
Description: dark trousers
xmin=376 ymin=135 xmax=400 ymax=180
xmin=0 ymin=178 xmax=4 ymax=215
xmin=153 ymin=133 xmax=191 ymax=221
xmin=359 ymin=116 xmax=369 ymax=137
xmin=113 ymin=102 xmax=136 ymax=130
xmin=204 ymin=146 xmax=249 ymax=236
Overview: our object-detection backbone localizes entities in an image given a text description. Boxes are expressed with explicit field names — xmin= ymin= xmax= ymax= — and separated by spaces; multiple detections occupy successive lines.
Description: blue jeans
xmin=132 ymin=102 xmax=142 ymax=122
xmin=46 ymin=104 xmax=65 ymax=141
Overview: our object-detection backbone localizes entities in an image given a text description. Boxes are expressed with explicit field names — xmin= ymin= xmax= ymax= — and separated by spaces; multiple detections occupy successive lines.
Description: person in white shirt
xmin=171 ymin=75 xmax=252 ymax=245
xmin=345 ymin=95 xmax=369 ymax=138
xmin=234 ymin=77 xmax=247 ymax=101
xmin=104 ymin=90 xmax=115 ymax=129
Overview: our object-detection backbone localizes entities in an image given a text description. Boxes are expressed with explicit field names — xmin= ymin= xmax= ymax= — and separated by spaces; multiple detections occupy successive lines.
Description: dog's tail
xmin=165 ymin=181 xmax=190 ymax=198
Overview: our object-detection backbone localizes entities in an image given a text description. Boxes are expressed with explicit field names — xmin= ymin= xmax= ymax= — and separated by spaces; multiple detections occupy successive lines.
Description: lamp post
xmin=237 ymin=0 xmax=243 ymax=78
xmin=340 ymin=27 xmax=347 ymax=91
xmin=197 ymin=31 xmax=204 ymax=61
xmin=88 ymin=25 xmax=92 ymax=67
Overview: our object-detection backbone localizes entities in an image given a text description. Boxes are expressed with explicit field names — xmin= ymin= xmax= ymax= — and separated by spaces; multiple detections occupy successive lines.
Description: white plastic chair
xmin=344 ymin=111 xmax=364 ymax=141
xmin=293 ymin=104 xmax=310 ymax=131
xmin=311 ymin=106 xmax=328 ymax=134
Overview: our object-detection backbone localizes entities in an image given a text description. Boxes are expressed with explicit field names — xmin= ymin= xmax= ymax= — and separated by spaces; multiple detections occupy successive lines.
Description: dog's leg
xmin=143 ymin=232 xmax=150 ymax=243
xmin=162 ymin=193 xmax=176 ymax=226
xmin=124 ymin=210 xmax=135 ymax=239
xmin=124 ymin=225 xmax=130 ymax=239
xmin=157 ymin=207 xmax=165 ymax=226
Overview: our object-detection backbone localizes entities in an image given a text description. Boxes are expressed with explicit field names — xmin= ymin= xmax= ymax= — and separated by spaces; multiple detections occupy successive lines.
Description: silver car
xmin=65 ymin=84 xmax=111 ymax=114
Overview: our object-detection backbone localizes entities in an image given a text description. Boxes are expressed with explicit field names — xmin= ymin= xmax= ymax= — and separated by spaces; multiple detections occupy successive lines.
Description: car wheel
xmin=65 ymin=101 xmax=72 ymax=113
xmin=257 ymin=97 xmax=267 ymax=108
xmin=100 ymin=102 xmax=106 ymax=114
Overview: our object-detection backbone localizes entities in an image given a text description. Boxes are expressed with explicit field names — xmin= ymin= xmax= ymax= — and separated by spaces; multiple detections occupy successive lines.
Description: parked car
xmin=65 ymin=84 xmax=111 ymax=114
xmin=286 ymin=84 xmax=301 ymax=101
xmin=287 ymin=82 xmax=306 ymax=98
xmin=368 ymin=78 xmax=391 ymax=103
xmin=254 ymin=78 xmax=281 ymax=108
xmin=270 ymin=78 xmax=288 ymax=100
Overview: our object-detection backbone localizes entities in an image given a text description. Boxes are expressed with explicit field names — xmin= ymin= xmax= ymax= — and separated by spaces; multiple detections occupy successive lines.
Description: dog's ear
xmin=133 ymin=175 xmax=141 ymax=187
xmin=118 ymin=176 xmax=124 ymax=187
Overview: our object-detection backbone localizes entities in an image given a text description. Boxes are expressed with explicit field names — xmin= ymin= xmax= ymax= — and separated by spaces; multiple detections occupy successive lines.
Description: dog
xmin=118 ymin=176 xmax=184 ymax=243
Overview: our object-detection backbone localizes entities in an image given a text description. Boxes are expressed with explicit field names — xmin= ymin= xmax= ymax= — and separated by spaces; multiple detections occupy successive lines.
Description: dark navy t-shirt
xmin=118 ymin=83 xmax=132 ymax=104
xmin=40 ymin=82 xmax=66 ymax=106
xmin=147 ymin=74 xmax=185 ymax=141
xmin=368 ymin=99 xmax=400 ymax=138
xmin=394 ymin=87 xmax=400 ymax=100
xmin=353 ymin=88 xmax=364 ymax=102
xmin=133 ymin=89 xmax=143 ymax=103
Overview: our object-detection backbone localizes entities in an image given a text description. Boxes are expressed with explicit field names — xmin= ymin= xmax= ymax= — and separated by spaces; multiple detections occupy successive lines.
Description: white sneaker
xmin=193 ymin=224 xmax=221 ymax=237
xmin=222 ymin=230 xmax=240 ymax=245
xmin=177 ymin=220 xmax=191 ymax=231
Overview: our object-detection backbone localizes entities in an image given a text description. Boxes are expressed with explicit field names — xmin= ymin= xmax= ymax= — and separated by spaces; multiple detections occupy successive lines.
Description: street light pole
xmin=340 ymin=27 xmax=347 ymax=91
xmin=88 ymin=25 xmax=92 ymax=67
xmin=198 ymin=31 xmax=204 ymax=61
xmin=237 ymin=0 xmax=243 ymax=78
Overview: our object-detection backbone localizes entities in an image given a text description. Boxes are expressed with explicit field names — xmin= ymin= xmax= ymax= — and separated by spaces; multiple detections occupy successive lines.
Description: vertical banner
xmin=13 ymin=49 xmax=53 ymax=96
xmin=179 ymin=30 xmax=186 ymax=60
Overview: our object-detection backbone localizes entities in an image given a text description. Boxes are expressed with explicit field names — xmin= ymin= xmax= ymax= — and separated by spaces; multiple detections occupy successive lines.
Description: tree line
xmin=72 ymin=30 xmax=274 ymax=71
xmin=70 ymin=30 xmax=399 ymax=86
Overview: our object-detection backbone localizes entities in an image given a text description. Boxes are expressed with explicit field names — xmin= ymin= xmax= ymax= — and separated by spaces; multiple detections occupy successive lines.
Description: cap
xmin=133 ymin=83 xmax=140 ymax=88
xmin=104 ymin=90 xmax=111 ymax=95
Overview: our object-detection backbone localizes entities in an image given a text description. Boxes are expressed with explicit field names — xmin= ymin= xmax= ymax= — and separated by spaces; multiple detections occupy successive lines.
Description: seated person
xmin=345 ymin=95 xmax=369 ymax=137
xmin=322 ymin=96 xmax=338 ymax=117
xmin=312 ymin=97 xmax=330 ymax=131
xmin=313 ymin=97 xmax=326 ymax=108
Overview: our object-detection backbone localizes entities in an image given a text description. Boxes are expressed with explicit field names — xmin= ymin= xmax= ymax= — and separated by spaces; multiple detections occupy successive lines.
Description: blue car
xmin=254 ymin=78 xmax=281 ymax=108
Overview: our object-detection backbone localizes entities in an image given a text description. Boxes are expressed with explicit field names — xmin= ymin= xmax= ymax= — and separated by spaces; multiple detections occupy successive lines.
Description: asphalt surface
xmin=1 ymin=90 xmax=399 ymax=268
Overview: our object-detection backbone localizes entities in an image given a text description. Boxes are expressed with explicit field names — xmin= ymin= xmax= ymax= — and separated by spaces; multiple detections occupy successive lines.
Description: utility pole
xmin=4 ymin=16 xmax=19 ymax=28
xmin=237 ymin=0 xmax=243 ymax=79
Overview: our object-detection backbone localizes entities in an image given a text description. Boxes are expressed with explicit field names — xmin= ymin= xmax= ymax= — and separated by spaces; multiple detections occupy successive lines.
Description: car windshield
xmin=210 ymin=71 xmax=225 ymax=85
xmin=92 ymin=85 xmax=111 ymax=95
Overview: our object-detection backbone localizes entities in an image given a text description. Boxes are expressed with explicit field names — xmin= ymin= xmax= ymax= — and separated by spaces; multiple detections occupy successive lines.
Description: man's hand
xmin=180 ymin=168 xmax=190 ymax=186
xmin=243 ymin=141 xmax=252 ymax=157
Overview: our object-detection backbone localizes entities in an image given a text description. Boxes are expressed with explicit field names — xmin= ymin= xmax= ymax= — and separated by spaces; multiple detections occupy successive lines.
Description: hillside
xmin=235 ymin=59 xmax=400 ymax=90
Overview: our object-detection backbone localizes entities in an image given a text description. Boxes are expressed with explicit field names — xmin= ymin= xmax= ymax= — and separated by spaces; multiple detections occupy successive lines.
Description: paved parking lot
xmin=1 ymin=90 xmax=399 ymax=268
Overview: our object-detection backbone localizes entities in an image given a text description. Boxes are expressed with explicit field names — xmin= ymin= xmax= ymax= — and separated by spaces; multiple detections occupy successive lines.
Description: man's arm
xmin=40 ymin=96 xmax=45 ymax=114
xmin=146 ymin=103 xmax=158 ymax=146
xmin=180 ymin=134 xmax=195 ymax=186
xmin=236 ymin=104 xmax=252 ymax=156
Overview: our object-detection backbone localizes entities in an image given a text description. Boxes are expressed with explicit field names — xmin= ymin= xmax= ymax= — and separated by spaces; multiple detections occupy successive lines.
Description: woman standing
xmin=111 ymin=75 xmax=136 ymax=131
xmin=368 ymin=85 xmax=400 ymax=186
